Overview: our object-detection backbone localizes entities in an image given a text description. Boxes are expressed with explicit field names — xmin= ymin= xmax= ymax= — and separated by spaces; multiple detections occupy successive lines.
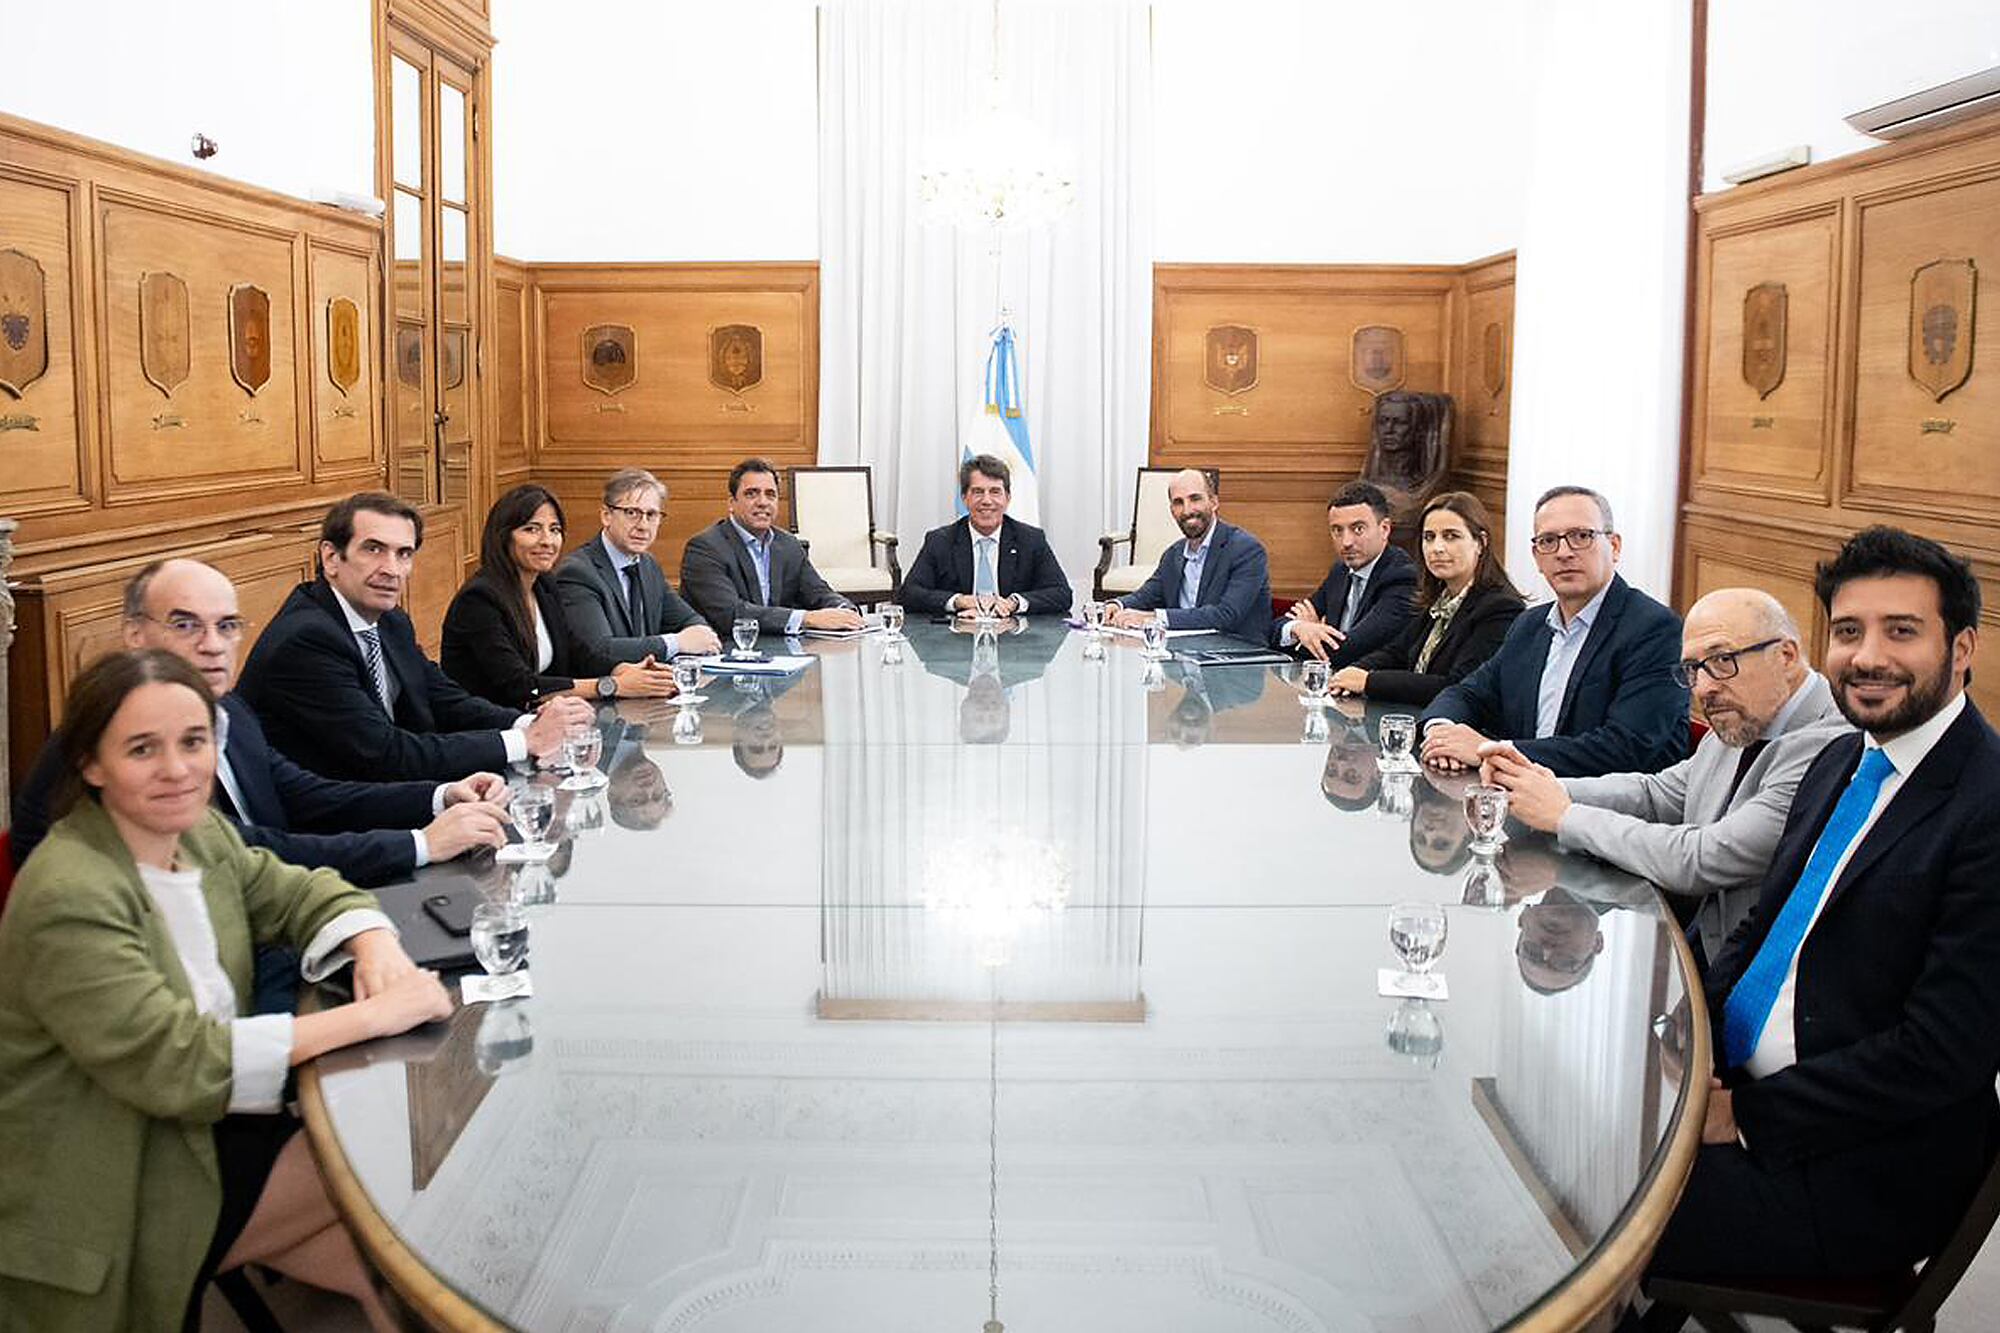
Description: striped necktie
xmin=358 ymin=625 xmax=393 ymax=717
xmin=1720 ymin=747 xmax=1895 ymax=1068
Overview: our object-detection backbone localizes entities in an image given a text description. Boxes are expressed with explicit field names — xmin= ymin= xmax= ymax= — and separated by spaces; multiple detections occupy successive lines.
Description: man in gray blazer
xmin=557 ymin=467 xmax=723 ymax=671
xmin=679 ymin=457 xmax=864 ymax=639
xmin=1482 ymin=588 xmax=1851 ymax=962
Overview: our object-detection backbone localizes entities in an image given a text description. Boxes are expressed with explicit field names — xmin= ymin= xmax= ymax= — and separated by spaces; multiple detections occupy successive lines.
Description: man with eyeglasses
xmin=557 ymin=467 xmax=724 ymax=669
xmin=1482 ymin=588 xmax=1851 ymax=965
xmin=1418 ymin=485 xmax=1688 ymax=777
xmin=10 ymin=559 xmax=513 ymax=888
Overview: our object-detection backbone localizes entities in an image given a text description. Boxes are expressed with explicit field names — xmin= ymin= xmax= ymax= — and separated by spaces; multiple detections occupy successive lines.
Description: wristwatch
xmin=596 ymin=675 xmax=619 ymax=699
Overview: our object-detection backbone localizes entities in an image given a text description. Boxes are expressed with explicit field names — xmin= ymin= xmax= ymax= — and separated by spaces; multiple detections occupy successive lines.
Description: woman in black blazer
xmin=442 ymin=485 xmax=677 ymax=711
xmin=1332 ymin=490 xmax=1525 ymax=707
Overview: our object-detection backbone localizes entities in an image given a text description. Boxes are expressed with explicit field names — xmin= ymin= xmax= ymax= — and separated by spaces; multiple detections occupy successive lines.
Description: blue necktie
xmin=358 ymin=626 xmax=393 ymax=716
xmin=974 ymin=538 xmax=997 ymax=597
xmin=1721 ymin=747 xmax=1895 ymax=1068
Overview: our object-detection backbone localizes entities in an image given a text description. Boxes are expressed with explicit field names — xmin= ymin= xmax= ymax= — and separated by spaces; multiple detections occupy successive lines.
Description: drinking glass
xmin=1384 ymin=999 xmax=1444 ymax=1066
xmin=470 ymin=902 xmax=529 ymax=975
xmin=1376 ymin=771 xmax=1416 ymax=820
xmin=731 ymin=616 xmax=759 ymax=657
xmin=1388 ymin=900 xmax=1448 ymax=994
xmin=1082 ymin=600 xmax=1107 ymax=631
xmin=672 ymin=706 xmax=704 ymax=745
xmin=1081 ymin=631 xmax=1106 ymax=662
xmin=881 ymin=603 xmax=906 ymax=641
xmin=1301 ymin=709 xmax=1330 ymax=745
xmin=1378 ymin=713 xmax=1418 ymax=772
xmin=1461 ymin=852 xmax=1506 ymax=908
xmin=511 ymin=784 xmax=557 ymax=859
xmin=1141 ymin=619 xmax=1169 ymax=659
xmin=1300 ymin=659 xmax=1331 ymax=707
xmin=567 ymin=791 xmax=607 ymax=834
xmin=1463 ymin=784 xmax=1509 ymax=854
xmin=671 ymin=658 xmax=706 ymax=706
xmin=558 ymin=724 xmax=605 ymax=791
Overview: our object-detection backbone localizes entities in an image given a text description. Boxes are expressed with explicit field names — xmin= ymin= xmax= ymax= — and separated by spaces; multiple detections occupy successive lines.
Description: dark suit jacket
xmin=1119 ymin=520 xmax=1272 ymax=643
xmin=1703 ymin=704 xmax=2000 ymax=1259
xmin=909 ymin=623 xmax=1065 ymax=688
xmin=902 ymin=516 xmax=1073 ymax=617
xmin=441 ymin=575 xmax=585 ymax=710
xmin=1349 ymin=582 xmax=1527 ymax=706
xmin=10 ymin=695 xmax=434 ymax=886
xmin=1420 ymin=575 xmax=1687 ymax=777
xmin=236 ymin=579 xmax=522 ymax=782
xmin=679 ymin=519 xmax=852 ymax=636
xmin=1272 ymin=543 xmax=1418 ymax=667
xmin=556 ymin=534 xmax=707 ymax=672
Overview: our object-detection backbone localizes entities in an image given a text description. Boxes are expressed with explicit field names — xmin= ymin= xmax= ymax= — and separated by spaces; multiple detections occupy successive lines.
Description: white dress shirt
xmin=1746 ymin=690 xmax=1967 ymax=1077
xmin=599 ymin=534 xmax=683 ymax=659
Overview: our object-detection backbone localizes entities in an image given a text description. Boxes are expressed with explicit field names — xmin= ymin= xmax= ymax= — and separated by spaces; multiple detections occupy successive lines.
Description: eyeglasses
xmin=1528 ymin=527 xmax=1611 ymax=555
xmin=1671 ymin=637 xmax=1783 ymax=689
xmin=140 ymin=613 xmax=251 ymax=642
xmin=608 ymin=505 xmax=663 ymax=524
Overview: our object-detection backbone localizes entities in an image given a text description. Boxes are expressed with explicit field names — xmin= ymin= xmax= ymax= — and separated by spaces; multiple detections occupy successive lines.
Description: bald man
xmin=1108 ymin=468 xmax=1271 ymax=643
xmin=1483 ymin=588 xmax=1851 ymax=962
xmin=11 ymin=558 xmax=511 ymax=885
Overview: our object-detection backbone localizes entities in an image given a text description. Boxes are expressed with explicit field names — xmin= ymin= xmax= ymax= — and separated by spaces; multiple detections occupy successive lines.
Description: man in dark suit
xmin=12 ymin=559 xmax=512 ymax=886
xmin=1647 ymin=526 xmax=2000 ymax=1282
xmin=1419 ymin=486 xmax=1687 ymax=778
xmin=679 ymin=457 xmax=864 ymax=639
xmin=237 ymin=492 xmax=591 ymax=781
xmin=903 ymin=454 xmax=1072 ymax=619
xmin=1275 ymin=481 xmax=1417 ymax=666
xmin=556 ymin=466 xmax=724 ymax=672
xmin=1108 ymin=468 xmax=1271 ymax=643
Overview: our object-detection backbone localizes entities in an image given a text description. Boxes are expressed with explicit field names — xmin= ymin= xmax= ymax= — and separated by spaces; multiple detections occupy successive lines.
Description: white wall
xmin=2 ymin=0 xmax=374 ymax=202
xmin=1151 ymin=0 xmax=1535 ymax=264
xmin=1704 ymin=0 xmax=2000 ymax=193
xmin=491 ymin=0 xmax=820 ymax=261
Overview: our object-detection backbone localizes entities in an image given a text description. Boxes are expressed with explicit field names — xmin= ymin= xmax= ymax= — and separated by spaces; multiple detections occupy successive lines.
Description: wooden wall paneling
xmin=1692 ymin=205 xmax=1841 ymax=505
xmin=492 ymin=255 xmax=528 ymax=486
xmin=308 ymin=238 xmax=385 ymax=479
xmin=1847 ymin=170 xmax=2000 ymax=523
xmin=1450 ymin=253 xmax=1515 ymax=519
xmin=0 ymin=164 xmax=91 ymax=519
xmin=404 ymin=503 xmax=465 ymax=655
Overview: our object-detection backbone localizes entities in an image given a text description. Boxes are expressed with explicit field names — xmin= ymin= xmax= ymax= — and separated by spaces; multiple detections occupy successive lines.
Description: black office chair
xmin=1641 ymin=1145 xmax=2000 ymax=1333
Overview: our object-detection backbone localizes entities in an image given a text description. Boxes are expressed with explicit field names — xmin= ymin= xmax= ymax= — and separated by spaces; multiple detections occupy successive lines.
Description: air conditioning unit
xmin=1846 ymin=65 xmax=2000 ymax=140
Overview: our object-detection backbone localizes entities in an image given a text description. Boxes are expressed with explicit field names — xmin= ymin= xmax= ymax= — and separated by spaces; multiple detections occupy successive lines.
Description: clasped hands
xmin=949 ymin=593 xmax=1026 ymax=620
xmin=1284 ymin=598 xmax=1347 ymax=662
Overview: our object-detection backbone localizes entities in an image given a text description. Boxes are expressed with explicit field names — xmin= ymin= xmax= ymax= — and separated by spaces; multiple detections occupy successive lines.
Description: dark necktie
xmin=1720 ymin=737 xmax=1771 ymax=810
xmin=624 ymin=562 xmax=647 ymax=634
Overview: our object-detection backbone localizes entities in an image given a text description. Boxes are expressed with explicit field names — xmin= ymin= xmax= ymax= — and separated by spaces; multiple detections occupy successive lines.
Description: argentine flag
xmin=960 ymin=322 xmax=1039 ymax=525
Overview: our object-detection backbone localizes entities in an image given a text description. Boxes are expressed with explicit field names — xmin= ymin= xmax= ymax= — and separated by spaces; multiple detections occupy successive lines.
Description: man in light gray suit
xmin=679 ymin=457 xmax=864 ymax=640
xmin=1481 ymin=587 xmax=1851 ymax=963
xmin=557 ymin=467 xmax=722 ymax=670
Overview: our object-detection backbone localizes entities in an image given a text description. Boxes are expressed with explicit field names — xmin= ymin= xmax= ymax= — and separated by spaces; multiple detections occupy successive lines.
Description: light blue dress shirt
xmin=1176 ymin=523 xmax=1218 ymax=612
xmin=729 ymin=517 xmax=805 ymax=636
xmin=1535 ymin=583 xmax=1611 ymax=738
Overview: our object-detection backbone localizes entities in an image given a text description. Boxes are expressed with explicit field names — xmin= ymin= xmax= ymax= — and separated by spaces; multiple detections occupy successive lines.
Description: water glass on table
xmin=1463 ymin=784 xmax=1509 ymax=854
xmin=731 ymin=616 xmax=760 ymax=657
xmin=671 ymin=657 xmax=706 ymax=705
xmin=558 ymin=723 xmax=605 ymax=791
xmin=1388 ymin=900 xmax=1448 ymax=996
xmin=1140 ymin=619 xmax=1169 ymax=660
xmin=509 ymin=783 xmax=557 ymax=859
xmin=1299 ymin=659 xmax=1331 ymax=707
xmin=1378 ymin=713 xmax=1418 ymax=772
xmin=470 ymin=901 xmax=529 ymax=976
xmin=1082 ymin=600 xmax=1107 ymax=633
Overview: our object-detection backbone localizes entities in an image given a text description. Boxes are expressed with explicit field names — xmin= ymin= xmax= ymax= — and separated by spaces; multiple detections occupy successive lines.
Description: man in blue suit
xmin=1273 ymin=480 xmax=1417 ymax=665
xmin=1108 ymin=467 xmax=1272 ymax=643
xmin=1419 ymin=486 xmax=1687 ymax=777
xmin=1645 ymin=527 xmax=2000 ymax=1287
xmin=12 ymin=559 xmax=511 ymax=885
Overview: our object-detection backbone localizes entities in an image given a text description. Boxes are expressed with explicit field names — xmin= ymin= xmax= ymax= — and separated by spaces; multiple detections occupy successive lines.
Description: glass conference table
xmin=301 ymin=618 xmax=1709 ymax=1333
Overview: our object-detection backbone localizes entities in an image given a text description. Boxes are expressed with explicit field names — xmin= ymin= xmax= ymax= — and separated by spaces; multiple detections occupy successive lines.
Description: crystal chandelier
xmin=917 ymin=0 xmax=1076 ymax=234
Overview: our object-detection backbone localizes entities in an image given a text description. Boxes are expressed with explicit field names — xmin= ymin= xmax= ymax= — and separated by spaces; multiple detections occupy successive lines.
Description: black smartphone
xmin=422 ymin=892 xmax=477 ymax=936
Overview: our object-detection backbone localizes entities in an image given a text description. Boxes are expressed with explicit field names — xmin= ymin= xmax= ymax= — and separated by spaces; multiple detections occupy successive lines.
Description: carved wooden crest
xmin=1909 ymin=258 xmax=1976 ymax=402
xmin=582 ymin=323 xmax=636 ymax=396
xmin=1481 ymin=321 xmax=1508 ymax=398
xmin=138 ymin=271 xmax=191 ymax=398
xmin=1203 ymin=324 xmax=1258 ymax=396
xmin=395 ymin=322 xmax=423 ymax=388
xmin=441 ymin=327 xmax=467 ymax=391
xmin=0 ymin=248 xmax=50 ymax=399
xmin=1742 ymin=282 xmax=1788 ymax=400
xmin=326 ymin=296 xmax=361 ymax=396
xmin=228 ymin=283 xmax=271 ymax=395
xmin=1350 ymin=324 xmax=1406 ymax=396
xmin=709 ymin=324 xmax=763 ymax=395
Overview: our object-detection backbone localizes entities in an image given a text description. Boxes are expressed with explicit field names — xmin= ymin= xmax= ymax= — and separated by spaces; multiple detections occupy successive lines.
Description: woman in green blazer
xmin=0 ymin=649 xmax=454 ymax=1331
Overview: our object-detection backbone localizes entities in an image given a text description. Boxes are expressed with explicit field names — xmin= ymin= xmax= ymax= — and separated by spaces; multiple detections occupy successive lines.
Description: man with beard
xmin=1643 ymin=527 xmax=2000 ymax=1292
xmin=1480 ymin=588 xmax=1850 ymax=965
xmin=1108 ymin=468 xmax=1271 ymax=643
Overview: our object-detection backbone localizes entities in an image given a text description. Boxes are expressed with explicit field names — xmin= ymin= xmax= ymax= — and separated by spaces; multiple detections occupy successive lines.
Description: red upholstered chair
xmin=1689 ymin=717 xmax=1710 ymax=751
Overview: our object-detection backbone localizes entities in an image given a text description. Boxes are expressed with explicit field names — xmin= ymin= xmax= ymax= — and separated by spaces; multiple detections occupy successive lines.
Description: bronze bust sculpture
xmin=1359 ymin=390 xmax=1453 ymax=542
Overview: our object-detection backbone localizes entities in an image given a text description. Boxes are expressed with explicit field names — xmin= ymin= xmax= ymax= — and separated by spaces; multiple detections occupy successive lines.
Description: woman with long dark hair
xmin=1330 ymin=490 xmax=1526 ymax=706
xmin=0 ymin=649 xmax=452 ymax=1330
xmin=442 ymin=484 xmax=677 ymax=709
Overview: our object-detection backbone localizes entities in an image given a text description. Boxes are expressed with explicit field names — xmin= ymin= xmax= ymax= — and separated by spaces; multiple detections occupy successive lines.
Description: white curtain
xmin=817 ymin=0 xmax=1155 ymax=587
xmin=1504 ymin=0 xmax=1692 ymax=600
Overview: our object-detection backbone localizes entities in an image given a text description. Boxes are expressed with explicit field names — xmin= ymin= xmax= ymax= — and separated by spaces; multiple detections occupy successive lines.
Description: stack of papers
xmin=690 ymin=654 xmax=815 ymax=676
